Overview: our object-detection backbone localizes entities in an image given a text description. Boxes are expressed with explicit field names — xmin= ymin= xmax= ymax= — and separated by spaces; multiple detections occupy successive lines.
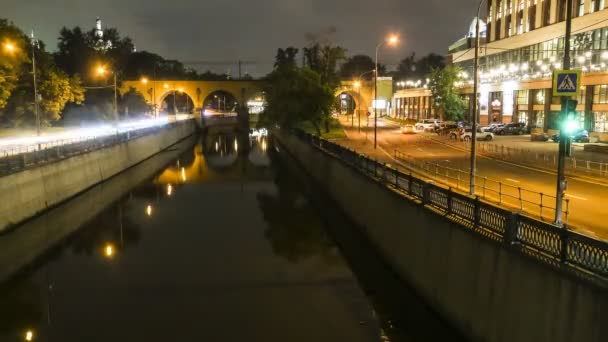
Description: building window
xmin=519 ymin=111 xmax=529 ymax=124
xmin=594 ymin=112 xmax=608 ymax=132
xmin=517 ymin=89 xmax=529 ymax=104
xmin=535 ymin=110 xmax=545 ymax=127
xmin=577 ymin=87 xmax=586 ymax=105
xmin=544 ymin=0 xmax=553 ymax=25
xmin=579 ymin=0 xmax=586 ymax=16
xmin=529 ymin=4 xmax=537 ymax=30
xmin=534 ymin=89 xmax=545 ymax=104
xmin=593 ymin=85 xmax=608 ymax=103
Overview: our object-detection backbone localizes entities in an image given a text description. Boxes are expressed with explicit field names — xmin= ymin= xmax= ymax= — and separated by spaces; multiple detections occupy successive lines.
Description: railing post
xmin=504 ymin=212 xmax=518 ymax=246
xmin=560 ymin=229 xmax=569 ymax=263
xmin=422 ymin=181 xmax=431 ymax=205
xmin=408 ymin=172 xmax=413 ymax=195
xmin=474 ymin=196 xmax=481 ymax=228
xmin=447 ymin=187 xmax=453 ymax=214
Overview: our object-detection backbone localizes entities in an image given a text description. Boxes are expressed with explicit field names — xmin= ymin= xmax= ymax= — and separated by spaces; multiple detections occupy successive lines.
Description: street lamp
xmin=96 ymin=65 xmax=118 ymax=122
xmin=30 ymin=32 xmax=40 ymax=138
xmin=354 ymin=81 xmax=362 ymax=132
xmin=374 ymin=34 xmax=399 ymax=149
xmin=3 ymin=41 xmax=15 ymax=54
xmin=469 ymin=0 xmax=486 ymax=195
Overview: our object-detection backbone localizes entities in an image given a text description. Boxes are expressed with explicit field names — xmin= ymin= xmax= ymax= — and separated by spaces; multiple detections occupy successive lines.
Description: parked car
xmin=458 ymin=127 xmax=494 ymax=141
xmin=436 ymin=121 xmax=459 ymax=136
xmin=551 ymin=129 xmax=589 ymax=143
xmin=415 ymin=119 xmax=441 ymax=132
xmin=483 ymin=123 xmax=504 ymax=132
xmin=494 ymin=122 xmax=527 ymax=135
xmin=401 ymin=124 xmax=416 ymax=134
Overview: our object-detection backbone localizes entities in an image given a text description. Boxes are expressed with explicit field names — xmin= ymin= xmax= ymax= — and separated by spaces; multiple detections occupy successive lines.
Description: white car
xmin=415 ymin=119 xmax=441 ymax=132
xmin=401 ymin=124 xmax=416 ymax=134
xmin=459 ymin=128 xmax=494 ymax=141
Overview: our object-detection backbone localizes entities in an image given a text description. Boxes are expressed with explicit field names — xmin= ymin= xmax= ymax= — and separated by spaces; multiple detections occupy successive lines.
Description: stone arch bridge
xmin=121 ymin=79 xmax=376 ymax=114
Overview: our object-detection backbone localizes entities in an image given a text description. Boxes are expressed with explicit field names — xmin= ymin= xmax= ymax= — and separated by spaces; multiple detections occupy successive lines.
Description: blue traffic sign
xmin=553 ymin=70 xmax=582 ymax=97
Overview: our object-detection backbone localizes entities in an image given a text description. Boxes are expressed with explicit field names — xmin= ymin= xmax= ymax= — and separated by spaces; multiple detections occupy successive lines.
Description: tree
xmin=262 ymin=63 xmax=334 ymax=135
xmin=303 ymin=43 xmax=346 ymax=132
xmin=395 ymin=52 xmax=445 ymax=81
xmin=0 ymin=20 xmax=84 ymax=126
xmin=428 ymin=65 xmax=467 ymax=121
xmin=0 ymin=19 xmax=28 ymax=110
xmin=274 ymin=47 xmax=299 ymax=68
xmin=339 ymin=54 xmax=385 ymax=80
xmin=120 ymin=87 xmax=149 ymax=117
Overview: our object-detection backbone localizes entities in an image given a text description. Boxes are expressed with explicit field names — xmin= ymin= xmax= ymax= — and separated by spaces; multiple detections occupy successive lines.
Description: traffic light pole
xmin=555 ymin=0 xmax=573 ymax=227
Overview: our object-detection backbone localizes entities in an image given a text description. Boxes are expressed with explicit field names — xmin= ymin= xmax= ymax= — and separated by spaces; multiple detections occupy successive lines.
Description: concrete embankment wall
xmin=0 ymin=120 xmax=196 ymax=232
xmin=0 ymin=135 xmax=197 ymax=283
xmin=275 ymin=131 xmax=608 ymax=342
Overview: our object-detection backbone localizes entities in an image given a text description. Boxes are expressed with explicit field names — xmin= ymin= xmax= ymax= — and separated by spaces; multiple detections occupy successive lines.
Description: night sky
xmin=4 ymin=0 xmax=481 ymax=75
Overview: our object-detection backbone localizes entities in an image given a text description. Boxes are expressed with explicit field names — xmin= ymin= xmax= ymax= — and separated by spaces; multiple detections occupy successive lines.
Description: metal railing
xmin=394 ymin=150 xmax=568 ymax=223
xmin=429 ymin=134 xmax=608 ymax=178
xmin=293 ymin=129 xmax=608 ymax=279
xmin=0 ymin=120 xmax=192 ymax=177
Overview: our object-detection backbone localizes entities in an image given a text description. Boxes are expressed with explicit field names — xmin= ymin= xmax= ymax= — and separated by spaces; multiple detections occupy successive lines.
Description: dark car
xmin=494 ymin=122 xmax=527 ymax=135
xmin=436 ymin=122 xmax=459 ymax=136
xmin=551 ymin=129 xmax=589 ymax=143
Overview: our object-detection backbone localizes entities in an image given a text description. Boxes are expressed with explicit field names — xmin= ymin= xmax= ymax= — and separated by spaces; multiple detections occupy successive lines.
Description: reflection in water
xmin=258 ymin=154 xmax=338 ymax=264
xmin=0 ymin=278 xmax=44 ymax=340
xmin=0 ymin=129 xmax=465 ymax=341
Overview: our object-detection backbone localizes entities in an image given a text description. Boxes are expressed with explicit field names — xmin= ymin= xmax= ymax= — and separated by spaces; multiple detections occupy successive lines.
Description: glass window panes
xmin=517 ymin=90 xmax=529 ymax=104
xmin=593 ymin=85 xmax=608 ymax=104
xmin=594 ymin=112 xmax=608 ymax=132
xmin=535 ymin=110 xmax=545 ymax=127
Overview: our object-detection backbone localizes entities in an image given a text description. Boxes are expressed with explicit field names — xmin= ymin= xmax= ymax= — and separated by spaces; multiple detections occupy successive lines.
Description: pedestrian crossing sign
xmin=553 ymin=70 xmax=582 ymax=97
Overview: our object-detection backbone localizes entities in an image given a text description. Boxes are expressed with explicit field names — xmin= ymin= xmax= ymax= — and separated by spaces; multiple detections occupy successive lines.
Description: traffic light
xmin=563 ymin=99 xmax=579 ymax=134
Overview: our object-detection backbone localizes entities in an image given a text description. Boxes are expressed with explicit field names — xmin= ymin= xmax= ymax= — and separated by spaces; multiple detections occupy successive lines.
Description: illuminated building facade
xmin=394 ymin=1 xmax=608 ymax=136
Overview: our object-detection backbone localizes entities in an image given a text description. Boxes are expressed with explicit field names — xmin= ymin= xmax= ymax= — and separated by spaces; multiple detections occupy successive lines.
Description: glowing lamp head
xmin=4 ymin=42 xmax=16 ymax=54
xmin=141 ymin=77 xmax=148 ymax=84
xmin=104 ymin=243 xmax=115 ymax=258
xmin=96 ymin=66 xmax=107 ymax=76
xmin=163 ymin=83 xmax=169 ymax=89
xmin=354 ymin=81 xmax=361 ymax=88
xmin=178 ymin=88 xmax=184 ymax=93
xmin=387 ymin=35 xmax=399 ymax=46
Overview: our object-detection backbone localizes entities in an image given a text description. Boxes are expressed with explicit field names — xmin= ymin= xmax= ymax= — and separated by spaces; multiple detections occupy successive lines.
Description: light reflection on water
xmin=0 ymin=129 xmax=465 ymax=342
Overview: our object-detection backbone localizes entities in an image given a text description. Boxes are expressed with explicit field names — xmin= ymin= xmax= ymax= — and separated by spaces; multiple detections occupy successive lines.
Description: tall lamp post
xmin=555 ymin=0 xmax=574 ymax=226
xmin=353 ymin=81 xmax=361 ymax=130
xmin=469 ymin=0 xmax=486 ymax=195
xmin=96 ymin=65 xmax=118 ymax=123
xmin=357 ymin=70 xmax=375 ymax=134
xmin=30 ymin=32 xmax=40 ymax=137
xmin=375 ymin=35 xmax=399 ymax=149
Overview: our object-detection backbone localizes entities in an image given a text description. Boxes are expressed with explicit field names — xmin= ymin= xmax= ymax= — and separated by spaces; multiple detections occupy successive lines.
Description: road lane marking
xmin=506 ymin=178 xmax=520 ymax=183
xmin=565 ymin=194 xmax=588 ymax=201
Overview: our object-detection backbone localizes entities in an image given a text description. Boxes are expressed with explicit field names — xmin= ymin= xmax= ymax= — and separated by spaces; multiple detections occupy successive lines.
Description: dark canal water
xmin=0 ymin=129 xmax=466 ymax=342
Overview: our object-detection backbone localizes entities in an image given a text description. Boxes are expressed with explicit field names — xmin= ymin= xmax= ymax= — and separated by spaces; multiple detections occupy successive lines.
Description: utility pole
xmin=31 ymin=31 xmax=40 ymax=137
xmin=555 ymin=0 xmax=574 ymax=226
xmin=470 ymin=0 xmax=486 ymax=195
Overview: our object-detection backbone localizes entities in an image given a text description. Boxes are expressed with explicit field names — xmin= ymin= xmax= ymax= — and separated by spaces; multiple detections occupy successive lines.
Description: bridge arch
xmin=158 ymin=89 xmax=197 ymax=114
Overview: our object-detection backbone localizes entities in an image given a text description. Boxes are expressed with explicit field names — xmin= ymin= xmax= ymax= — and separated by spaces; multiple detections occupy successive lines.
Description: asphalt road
xmin=338 ymin=117 xmax=608 ymax=240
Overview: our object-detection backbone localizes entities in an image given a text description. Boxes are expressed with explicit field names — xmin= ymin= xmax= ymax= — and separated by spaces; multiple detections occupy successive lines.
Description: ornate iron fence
xmin=293 ymin=129 xmax=608 ymax=279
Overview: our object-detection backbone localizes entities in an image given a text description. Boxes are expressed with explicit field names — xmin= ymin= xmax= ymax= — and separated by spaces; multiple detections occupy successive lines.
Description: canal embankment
xmin=274 ymin=129 xmax=608 ymax=342
xmin=0 ymin=134 xmax=197 ymax=283
xmin=0 ymin=120 xmax=197 ymax=233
